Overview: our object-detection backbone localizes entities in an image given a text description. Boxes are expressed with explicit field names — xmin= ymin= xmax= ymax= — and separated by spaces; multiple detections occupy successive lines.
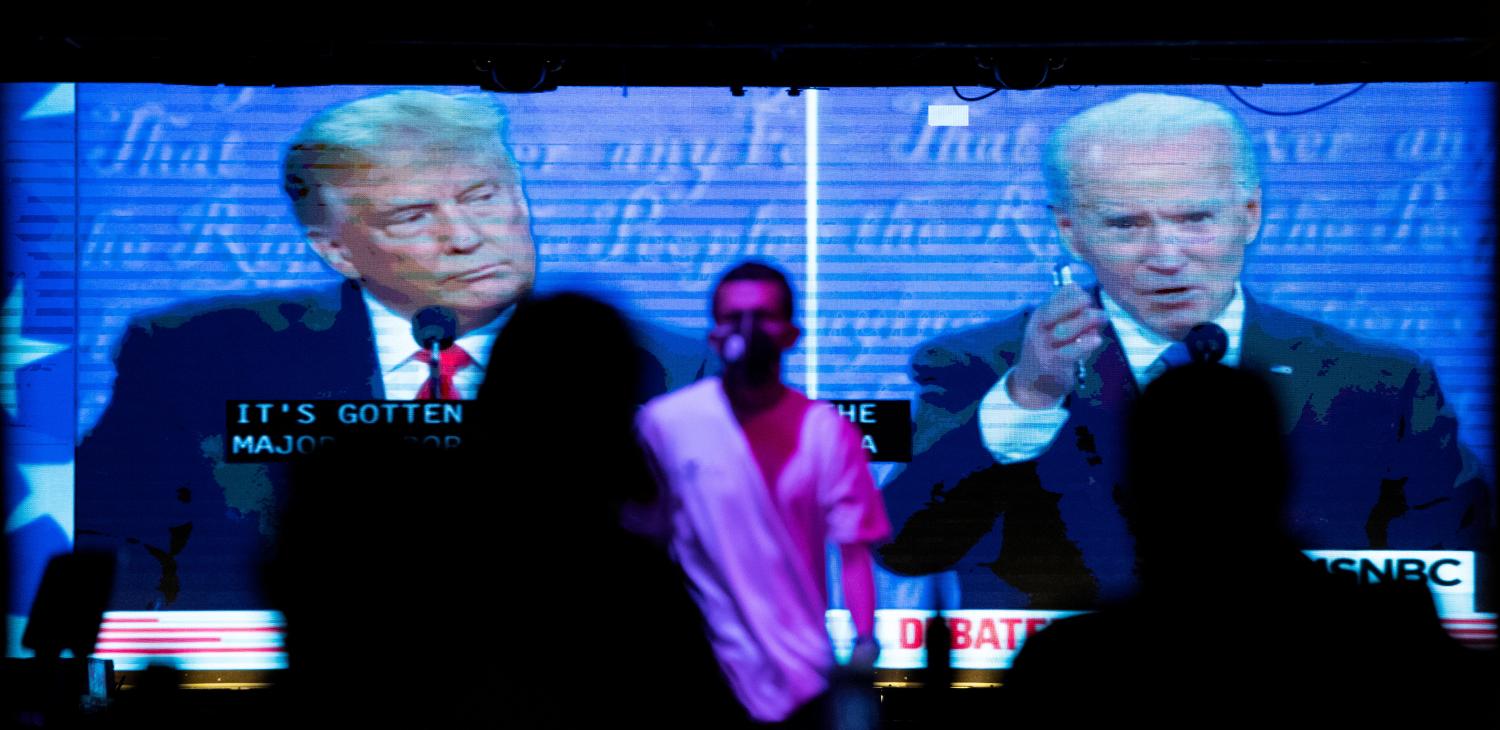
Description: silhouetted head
xmin=1124 ymin=363 xmax=1292 ymax=574
xmin=479 ymin=292 xmax=651 ymax=506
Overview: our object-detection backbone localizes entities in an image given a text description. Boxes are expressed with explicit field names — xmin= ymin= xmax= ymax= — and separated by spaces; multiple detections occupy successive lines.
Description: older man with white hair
xmin=877 ymin=93 xmax=1489 ymax=609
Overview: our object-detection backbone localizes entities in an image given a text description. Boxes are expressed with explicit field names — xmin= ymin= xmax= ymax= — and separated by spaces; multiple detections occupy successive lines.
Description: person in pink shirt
xmin=633 ymin=261 xmax=890 ymax=726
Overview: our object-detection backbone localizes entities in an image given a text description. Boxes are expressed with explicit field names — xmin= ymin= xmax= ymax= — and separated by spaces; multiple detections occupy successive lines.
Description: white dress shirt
xmin=362 ymin=290 xmax=507 ymax=400
xmin=977 ymin=284 xmax=1245 ymax=463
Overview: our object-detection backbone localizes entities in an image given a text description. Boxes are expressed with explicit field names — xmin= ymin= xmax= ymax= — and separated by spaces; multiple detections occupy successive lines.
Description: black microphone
xmin=412 ymin=307 xmax=458 ymax=397
xmin=1184 ymin=322 xmax=1229 ymax=364
xmin=412 ymin=306 xmax=458 ymax=351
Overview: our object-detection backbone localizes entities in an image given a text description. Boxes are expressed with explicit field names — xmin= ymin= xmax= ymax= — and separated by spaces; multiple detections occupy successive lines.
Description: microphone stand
xmin=428 ymin=341 xmax=443 ymax=400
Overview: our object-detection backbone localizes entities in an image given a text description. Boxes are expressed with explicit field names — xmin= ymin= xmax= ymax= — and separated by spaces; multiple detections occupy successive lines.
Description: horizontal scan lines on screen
xmin=536 ymin=216 xmax=807 ymax=228
xmin=821 ymin=192 xmax=1047 ymax=205
xmin=813 ymin=225 xmax=1057 ymax=238
xmin=8 ymin=237 xmax=75 ymax=256
xmin=1268 ymin=286 xmax=1490 ymax=299
xmin=811 ymin=292 xmax=1077 ymax=303
xmin=77 ymin=127 xmax=351 ymax=144
xmin=1242 ymin=277 xmax=1493 ymax=288
xmin=811 ymin=273 xmax=1056 ymax=283
xmin=540 ymin=182 xmax=802 ymax=196
xmin=813 ymin=374 xmax=921 ymax=389
xmin=614 ymin=306 xmax=719 ymax=317
xmin=817 ymin=328 xmax=987 ymax=340
xmin=4 ymin=177 xmax=79 ymax=195
xmin=542 ymin=230 xmax=810 ymax=241
xmin=1438 ymin=615 xmax=1498 ymax=649
xmin=1250 ymin=254 xmax=1498 ymax=266
xmin=813 ymin=244 xmax=1057 ymax=255
xmin=539 ymin=268 xmax=794 ymax=281
xmin=78 ymin=200 xmax=302 ymax=217
xmin=76 ymin=280 xmax=334 ymax=297
xmin=814 ymin=193 xmax=1491 ymax=209
xmin=1244 ymin=264 xmax=1491 ymax=278
xmin=77 ymin=265 xmax=332 ymax=278
xmin=815 ymin=353 xmax=918 ymax=366
xmin=819 ymin=326 xmax=990 ymax=339
xmin=534 ymin=199 xmax=807 ymax=212
xmin=811 ymin=258 xmax=1052 ymax=270
xmin=630 ymin=267 xmax=810 ymax=281
xmin=537 ymin=221 xmax=808 ymax=234
xmin=72 ymin=302 xmax=298 ymax=320
xmin=814 ymin=209 xmax=1054 ymax=225
xmin=530 ymin=261 xmax=775 ymax=274
xmin=78 ymin=223 xmax=307 ymax=238
xmin=1 ymin=142 xmax=76 ymax=159
xmin=98 ymin=628 xmax=282 ymax=635
xmin=4 ymin=192 xmax=79 ymax=207
xmin=5 ymin=327 xmax=74 ymax=341
xmin=814 ymin=341 xmax=937 ymax=353
xmin=541 ymin=234 xmax=807 ymax=243
xmin=20 ymin=302 xmax=86 ymax=320
xmin=28 ymin=271 xmax=82 ymax=283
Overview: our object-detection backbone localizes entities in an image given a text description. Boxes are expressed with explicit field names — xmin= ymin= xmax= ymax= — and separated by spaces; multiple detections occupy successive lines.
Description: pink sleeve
xmin=840 ymin=543 xmax=878 ymax=642
xmin=822 ymin=408 xmax=892 ymax=546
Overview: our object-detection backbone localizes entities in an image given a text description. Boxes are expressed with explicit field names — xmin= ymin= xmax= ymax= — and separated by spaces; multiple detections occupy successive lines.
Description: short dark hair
xmin=711 ymin=261 xmax=795 ymax=321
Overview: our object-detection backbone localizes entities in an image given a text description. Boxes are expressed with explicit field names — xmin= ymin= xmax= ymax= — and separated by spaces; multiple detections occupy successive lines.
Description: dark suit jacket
xmin=877 ymin=291 xmax=1491 ymax=608
xmin=75 ymin=280 xmax=710 ymax=610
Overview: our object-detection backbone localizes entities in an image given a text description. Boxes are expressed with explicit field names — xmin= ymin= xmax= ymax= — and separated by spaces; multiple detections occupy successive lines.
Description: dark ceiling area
xmin=3 ymin=19 xmax=1495 ymax=90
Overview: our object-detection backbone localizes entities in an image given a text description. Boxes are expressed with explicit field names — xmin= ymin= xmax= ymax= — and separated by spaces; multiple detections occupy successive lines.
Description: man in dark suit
xmin=877 ymin=93 xmax=1491 ymax=609
xmin=75 ymin=91 xmax=708 ymax=610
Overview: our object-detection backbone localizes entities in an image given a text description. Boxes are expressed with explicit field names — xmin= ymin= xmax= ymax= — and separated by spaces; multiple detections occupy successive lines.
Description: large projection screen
xmin=3 ymin=82 xmax=1493 ymax=669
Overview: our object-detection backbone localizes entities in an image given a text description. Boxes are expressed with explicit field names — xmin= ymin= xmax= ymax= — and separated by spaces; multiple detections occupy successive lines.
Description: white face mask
xmin=717 ymin=312 xmax=779 ymax=384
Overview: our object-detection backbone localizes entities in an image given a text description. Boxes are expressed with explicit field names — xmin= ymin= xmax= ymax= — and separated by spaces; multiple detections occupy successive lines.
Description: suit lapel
xmin=1239 ymin=291 xmax=1287 ymax=377
xmin=1239 ymin=293 xmax=1310 ymax=434
xmin=297 ymin=280 xmax=384 ymax=399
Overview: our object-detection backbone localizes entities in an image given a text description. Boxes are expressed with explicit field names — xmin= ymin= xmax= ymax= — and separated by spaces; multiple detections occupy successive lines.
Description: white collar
xmin=1099 ymin=283 xmax=1245 ymax=384
xmin=361 ymin=288 xmax=509 ymax=373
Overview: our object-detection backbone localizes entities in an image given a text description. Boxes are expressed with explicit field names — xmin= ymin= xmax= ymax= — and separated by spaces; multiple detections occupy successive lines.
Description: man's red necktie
xmin=413 ymin=346 xmax=474 ymax=400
